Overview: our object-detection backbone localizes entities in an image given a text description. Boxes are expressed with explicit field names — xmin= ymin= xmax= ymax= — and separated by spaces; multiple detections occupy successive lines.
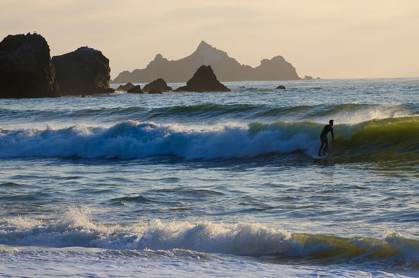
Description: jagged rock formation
xmin=303 ymin=75 xmax=313 ymax=80
xmin=127 ymin=85 xmax=143 ymax=94
xmin=52 ymin=47 xmax=111 ymax=96
xmin=116 ymin=82 xmax=135 ymax=91
xmin=0 ymin=33 xmax=60 ymax=98
xmin=113 ymin=41 xmax=300 ymax=83
xmin=143 ymin=78 xmax=172 ymax=92
xmin=174 ymin=65 xmax=230 ymax=92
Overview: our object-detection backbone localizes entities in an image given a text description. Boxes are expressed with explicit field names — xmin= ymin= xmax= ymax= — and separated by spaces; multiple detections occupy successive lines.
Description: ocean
xmin=0 ymin=78 xmax=418 ymax=277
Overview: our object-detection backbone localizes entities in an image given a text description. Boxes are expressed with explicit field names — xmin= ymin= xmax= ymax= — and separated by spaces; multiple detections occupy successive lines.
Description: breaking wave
xmin=0 ymin=117 xmax=417 ymax=161
xmin=0 ymin=209 xmax=418 ymax=267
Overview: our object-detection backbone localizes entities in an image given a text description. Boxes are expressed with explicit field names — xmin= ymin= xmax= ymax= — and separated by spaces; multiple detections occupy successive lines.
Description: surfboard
xmin=313 ymin=154 xmax=328 ymax=160
xmin=313 ymin=149 xmax=331 ymax=159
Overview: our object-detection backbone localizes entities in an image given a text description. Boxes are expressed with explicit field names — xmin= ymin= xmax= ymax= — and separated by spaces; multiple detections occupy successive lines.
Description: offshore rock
xmin=276 ymin=85 xmax=286 ymax=90
xmin=127 ymin=85 xmax=143 ymax=94
xmin=116 ymin=82 xmax=135 ymax=91
xmin=52 ymin=47 xmax=111 ymax=96
xmin=143 ymin=78 xmax=172 ymax=92
xmin=174 ymin=65 xmax=230 ymax=92
xmin=148 ymin=88 xmax=162 ymax=94
xmin=113 ymin=41 xmax=300 ymax=83
xmin=0 ymin=33 xmax=60 ymax=98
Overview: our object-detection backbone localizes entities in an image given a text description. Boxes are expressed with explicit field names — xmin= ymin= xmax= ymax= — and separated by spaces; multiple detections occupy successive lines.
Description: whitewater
xmin=0 ymin=78 xmax=418 ymax=277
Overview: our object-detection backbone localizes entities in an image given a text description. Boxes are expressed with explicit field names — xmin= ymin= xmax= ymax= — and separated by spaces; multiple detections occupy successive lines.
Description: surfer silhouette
xmin=318 ymin=120 xmax=334 ymax=156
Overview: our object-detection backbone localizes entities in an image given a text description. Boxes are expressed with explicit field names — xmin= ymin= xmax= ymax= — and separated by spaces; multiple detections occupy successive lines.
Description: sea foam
xmin=1 ymin=209 xmax=419 ymax=264
xmin=0 ymin=209 xmax=296 ymax=256
xmin=0 ymin=121 xmax=318 ymax=159
xmin=0 ymin=117 xmax=417 ymax=160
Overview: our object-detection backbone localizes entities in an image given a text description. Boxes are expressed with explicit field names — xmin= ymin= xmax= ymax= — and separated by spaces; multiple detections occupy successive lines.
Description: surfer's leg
xmin=318 ymin=145 xmax=323 ymax=156
xmin=318 ymin=137 xmax=324 ymax=156
xmin=322 ymin=138 xmax=328 ymax=155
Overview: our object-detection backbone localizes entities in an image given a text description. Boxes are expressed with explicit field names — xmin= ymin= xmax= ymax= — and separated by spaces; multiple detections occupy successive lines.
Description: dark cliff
xmin=0 ymin=33 xmax=60 ymax=98
xmin=52 ymin=47 xmax=111 ymax=96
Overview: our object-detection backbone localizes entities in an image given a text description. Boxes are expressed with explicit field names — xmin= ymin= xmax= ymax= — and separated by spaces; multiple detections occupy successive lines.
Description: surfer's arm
xmin=331 ymin=128 xmax=334 ymax=142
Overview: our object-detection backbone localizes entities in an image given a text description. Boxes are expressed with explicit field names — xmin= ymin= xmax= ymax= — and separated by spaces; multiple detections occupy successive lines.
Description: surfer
xmin=318 ymin=120 xmax=334 ymax=156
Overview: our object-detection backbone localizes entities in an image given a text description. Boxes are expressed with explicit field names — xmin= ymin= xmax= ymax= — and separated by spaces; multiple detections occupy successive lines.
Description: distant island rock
xmin=143 ymin=78 xmax=172 ymax=92
xmin=276 ymin=85 xmax=286 ymax=90
xmin=0 ymin=33 xmax=60 ymax=98
xmin=127 ymin=85 xmax=143 ymax=94
xmin=116 ymin=82 xmax=135 ymax=91
xmin=174 ymin=65 xmax=231 ymax=92
xmin=52 ymin=47 xmax=111 ymax=96
xmin=113 ymin=41 xmax=300 ymax=83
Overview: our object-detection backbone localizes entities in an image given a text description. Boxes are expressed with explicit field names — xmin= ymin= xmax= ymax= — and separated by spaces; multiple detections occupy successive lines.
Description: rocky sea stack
xmin=127 ymin=85 xmax=143 ymax=94
xmin=116 ymin=82 xmax=135 ymax=91
xmin=52 ymin=47 xmax=111 ymax=96
xmin=174 ymin=65 xmax=230 ymax=92
xmin=148 ymin=88 xmax=162 ymax=94
xmin=0 ymin=33 xmax=60 ymax=98
xmin=143 ymin=78 xmax=172 ymax=92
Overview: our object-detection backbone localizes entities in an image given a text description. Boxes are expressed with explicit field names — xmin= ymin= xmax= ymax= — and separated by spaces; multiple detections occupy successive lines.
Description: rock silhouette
xmin=174 ymin=65 xmax=230 ymax=92
xmin=143 ymin=78 xmax=172 ymax=92
xmin=148 ymin=88 xmax=162 ymax=94
xmin=116 ymin=82 xmax=135 ymax=91
xmin=127 ymin=85 xmax=143 ymax=94
xmin=0 ymin=33 xmax=60 ymax=98
xmin=52 ymin=47 xmax=111 ymax=96
xmin=276 ymin=85 xmax=286 ymax=90
xmin=113 ymin=41 xmax=300 ymax=83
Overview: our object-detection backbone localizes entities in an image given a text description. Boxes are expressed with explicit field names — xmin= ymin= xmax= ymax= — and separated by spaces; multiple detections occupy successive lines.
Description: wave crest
xmin=1 ymin=210 xmax=419 ymax=265
xmin=0 ymin=118 xmax=417 ymax=161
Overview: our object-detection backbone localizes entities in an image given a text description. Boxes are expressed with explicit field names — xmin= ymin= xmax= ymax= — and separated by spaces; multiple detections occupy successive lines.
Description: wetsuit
xmin=318 ymin=124 xmax=334 ymax=155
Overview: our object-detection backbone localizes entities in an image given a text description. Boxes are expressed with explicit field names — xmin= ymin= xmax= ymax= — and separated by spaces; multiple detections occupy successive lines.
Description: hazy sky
xmin=1 ymin=0 xmax=418 ymax=79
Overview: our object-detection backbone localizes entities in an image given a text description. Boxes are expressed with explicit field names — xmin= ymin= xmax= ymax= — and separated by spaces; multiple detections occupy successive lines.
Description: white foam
xmin=0 ymin=121 xmax=319 ymax=159
xmin=329 ymin=105 xmax=414 ymax=125
xmin=0 ymin=209 xmax=297 ymax=256
xmin=0 ymin=210 xmax=411 ymax=277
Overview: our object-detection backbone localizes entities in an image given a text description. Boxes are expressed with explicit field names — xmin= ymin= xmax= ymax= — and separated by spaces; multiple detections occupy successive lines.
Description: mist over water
xmin=0 ymin=78 xmax=418 ymax=277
